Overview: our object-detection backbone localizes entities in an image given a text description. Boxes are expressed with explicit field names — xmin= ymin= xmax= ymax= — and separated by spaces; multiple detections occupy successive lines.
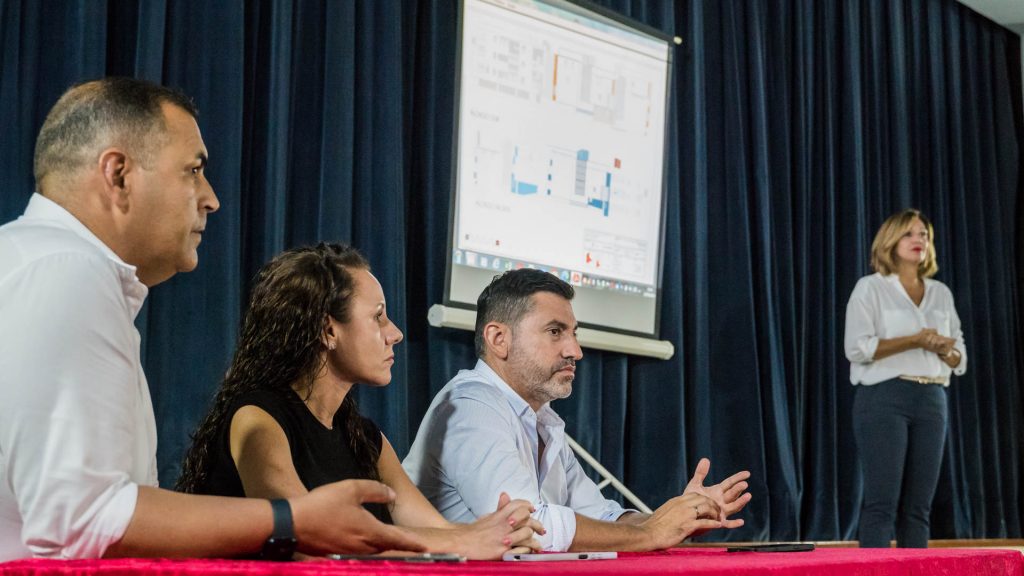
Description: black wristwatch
xmin=260 ymin=499 xmax=297 ymax=561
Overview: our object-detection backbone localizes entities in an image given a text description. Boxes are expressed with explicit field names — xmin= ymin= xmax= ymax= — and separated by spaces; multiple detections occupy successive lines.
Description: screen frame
xmin=443 ymin=0 xmax=675 ymax=340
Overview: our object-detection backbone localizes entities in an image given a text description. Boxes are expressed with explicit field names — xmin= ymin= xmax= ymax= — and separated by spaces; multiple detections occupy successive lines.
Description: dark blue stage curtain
xmin=1 ymin=0 xmax=1020 ymax=541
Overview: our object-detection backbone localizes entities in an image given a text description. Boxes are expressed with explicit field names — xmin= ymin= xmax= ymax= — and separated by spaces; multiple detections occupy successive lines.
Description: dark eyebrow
xmin=545 ymin=320 xmax=572 ymax=331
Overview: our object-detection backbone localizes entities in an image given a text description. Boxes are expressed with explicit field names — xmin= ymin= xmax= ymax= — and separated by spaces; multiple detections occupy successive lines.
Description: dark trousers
xmin=852 ymin=379 xmax=947 ymax=548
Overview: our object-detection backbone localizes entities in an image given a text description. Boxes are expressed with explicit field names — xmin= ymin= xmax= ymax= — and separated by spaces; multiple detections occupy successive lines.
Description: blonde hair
xmin=870 ymin=209 xmax=938 ymax=277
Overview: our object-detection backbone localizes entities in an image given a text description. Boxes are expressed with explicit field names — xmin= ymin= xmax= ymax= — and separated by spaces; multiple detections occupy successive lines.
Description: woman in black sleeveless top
xmin=176 ymin=243 xmax=541 ymax=559
xmin=192 ymin=387 xmax=394 ymax=524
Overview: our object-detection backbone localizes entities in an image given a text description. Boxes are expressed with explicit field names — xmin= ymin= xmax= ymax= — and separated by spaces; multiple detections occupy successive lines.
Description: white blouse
xmin=844 ymin=272 xmax=967 ymax=386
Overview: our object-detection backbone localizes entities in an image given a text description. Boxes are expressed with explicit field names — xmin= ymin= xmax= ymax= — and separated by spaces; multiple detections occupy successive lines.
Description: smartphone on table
xmin=726 ymin=543 xmax=815 ymax=553
xmin=327 ymin=552 xmax=466 ymax=562
xmin=503 ymin=551 xmax=617 ymax=561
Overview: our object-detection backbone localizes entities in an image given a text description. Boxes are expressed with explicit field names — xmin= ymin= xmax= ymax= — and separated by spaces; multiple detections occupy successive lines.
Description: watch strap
xmin=260 ymin=498 xmax=297 ymax=561
xmin=269 ymin=498 xmax=294 ymax=539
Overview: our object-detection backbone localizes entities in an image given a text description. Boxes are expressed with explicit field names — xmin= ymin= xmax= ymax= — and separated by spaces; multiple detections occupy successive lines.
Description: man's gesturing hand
xmin=638 ymin=493 xmax=722 ymax=549
xmin=684 ymin=458 xmax=751 ymax=529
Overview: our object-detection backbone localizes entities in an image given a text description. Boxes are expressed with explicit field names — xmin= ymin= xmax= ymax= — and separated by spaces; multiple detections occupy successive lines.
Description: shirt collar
xmin=472 ymin=358 xmax=565 ymax=427
xmin=881 ymin=271 xmax=930 ymax=287
xmin=880 ymin=271 xmax=931 ymax=305
xmin=23 ymin=193 xmax=149 ymax=319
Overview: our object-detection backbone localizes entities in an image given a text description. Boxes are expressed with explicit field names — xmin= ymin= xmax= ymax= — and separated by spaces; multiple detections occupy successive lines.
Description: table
xmin=1 ymin=547 xmax=1022 ymax=576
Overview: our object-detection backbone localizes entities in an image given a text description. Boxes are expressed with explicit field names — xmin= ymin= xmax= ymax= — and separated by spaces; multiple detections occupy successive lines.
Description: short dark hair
xmin=474 ymin=268 xmax=575 ymax=357
xmin=34 ymin=77 xmax=198 ymax=190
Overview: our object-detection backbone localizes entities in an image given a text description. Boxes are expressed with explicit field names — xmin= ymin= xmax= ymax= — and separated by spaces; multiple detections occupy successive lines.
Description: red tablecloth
xmin=1 ymin=547 xmax=1022 ymax=576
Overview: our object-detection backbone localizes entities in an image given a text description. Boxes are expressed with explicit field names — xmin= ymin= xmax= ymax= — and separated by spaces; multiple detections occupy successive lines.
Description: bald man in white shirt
xmin=0 ymin=78 xmax=423 ymax=560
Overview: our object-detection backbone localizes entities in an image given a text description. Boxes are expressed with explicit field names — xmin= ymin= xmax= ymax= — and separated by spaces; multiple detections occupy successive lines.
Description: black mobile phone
xmin=326 ymin=553 xmax=466 ymax=562
xmin=726 ymin=543 xmax=816 ymax=553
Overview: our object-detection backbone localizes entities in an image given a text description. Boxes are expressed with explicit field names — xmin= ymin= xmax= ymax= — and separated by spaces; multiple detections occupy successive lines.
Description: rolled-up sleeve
xmin=434 ymin=394 xmax=579 ymax=551
xmin=562 ymin=450 xmax=632 ymax=524
xmin=948 ymin=295 xmax=968 ymax=376
xmin=845 ymin=283 xmax=879 ymax=364
xmin=1 ymin=255 xmax=139 ymax=558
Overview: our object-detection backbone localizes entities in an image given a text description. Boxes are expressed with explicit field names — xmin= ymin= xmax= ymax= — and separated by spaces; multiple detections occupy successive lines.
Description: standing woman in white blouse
xmin=844 ymin=209 xmax=966 ymax=548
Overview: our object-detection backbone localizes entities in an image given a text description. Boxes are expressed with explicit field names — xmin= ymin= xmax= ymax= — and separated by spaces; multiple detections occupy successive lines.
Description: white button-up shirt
xmin=403 ymin=360 xmax=632 ymax=552
xmin=0 ymin=194 xmax=156 ymax=560
xmin=844 ymin=272 xmax=967 ymax=385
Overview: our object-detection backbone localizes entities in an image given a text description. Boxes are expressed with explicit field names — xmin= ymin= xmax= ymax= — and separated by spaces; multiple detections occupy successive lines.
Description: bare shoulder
xmin=229 ymin=404 xmax=306 ymax=498
xmin=231 ymin=404 xmax=281 ymax=432
xmin=229 ymin=404 xmax=290 ymax=457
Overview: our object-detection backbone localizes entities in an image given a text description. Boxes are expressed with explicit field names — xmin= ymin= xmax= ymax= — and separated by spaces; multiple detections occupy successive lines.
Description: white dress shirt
xmin=0 ymin=194 xmax=156 ymax=560
xmin=844 ymin=272 xmax=967 ymax=385
xmin=403 ymin=359 xmax=632 ymax=552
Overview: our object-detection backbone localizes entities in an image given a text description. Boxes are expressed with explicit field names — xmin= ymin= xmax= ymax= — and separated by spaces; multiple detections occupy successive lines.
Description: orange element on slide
xmin=552 ymin=54 xmax=559 ymax=101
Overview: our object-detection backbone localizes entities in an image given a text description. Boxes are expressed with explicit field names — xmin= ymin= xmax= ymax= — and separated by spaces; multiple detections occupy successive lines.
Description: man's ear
xmin=97 ymin=148 xmax=130 ymax=213
xmin=483 ymin=321 xmax=511 ymax=360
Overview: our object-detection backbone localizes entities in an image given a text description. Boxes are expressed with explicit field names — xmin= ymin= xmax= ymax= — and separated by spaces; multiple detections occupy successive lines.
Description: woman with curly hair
xmin=177 ymin=243 xmax=541 ymax=559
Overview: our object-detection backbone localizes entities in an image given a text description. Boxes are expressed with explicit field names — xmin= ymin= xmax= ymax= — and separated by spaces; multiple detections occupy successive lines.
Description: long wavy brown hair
xmin=176 ymin=242 xmax=381 ymax=493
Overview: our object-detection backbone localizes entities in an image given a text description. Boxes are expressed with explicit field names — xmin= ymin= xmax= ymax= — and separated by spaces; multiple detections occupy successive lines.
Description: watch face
xmin=261 ymin=537 xmax=297 ymax=561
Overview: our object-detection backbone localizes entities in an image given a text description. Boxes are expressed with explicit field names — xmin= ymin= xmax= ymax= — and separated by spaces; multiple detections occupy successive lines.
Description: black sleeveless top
xmin=194 ymin=387 xmax=392 ymax=524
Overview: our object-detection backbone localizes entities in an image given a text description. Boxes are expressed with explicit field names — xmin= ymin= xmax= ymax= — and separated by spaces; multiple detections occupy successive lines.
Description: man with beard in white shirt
xmin=404 ymin=268 xmax=752 ymax=552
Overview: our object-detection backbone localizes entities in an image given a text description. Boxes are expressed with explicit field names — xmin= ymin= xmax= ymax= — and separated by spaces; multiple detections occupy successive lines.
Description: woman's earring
xmin=328 ymin=341 xmax=336 ymax=351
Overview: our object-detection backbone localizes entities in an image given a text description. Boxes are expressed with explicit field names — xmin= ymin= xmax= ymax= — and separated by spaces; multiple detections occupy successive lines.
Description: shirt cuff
xmin=864 ymin=336 xmax=880 ymax=361
xmin=27 ymin=482 xmax=138 ymax=559
xmin=534 ymin=503 xmax=577 ymax=552
xmin=603 ymin=507 xmax=640 ymax=522
xmin=951 ymin=348 xmax=968 ymax=376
